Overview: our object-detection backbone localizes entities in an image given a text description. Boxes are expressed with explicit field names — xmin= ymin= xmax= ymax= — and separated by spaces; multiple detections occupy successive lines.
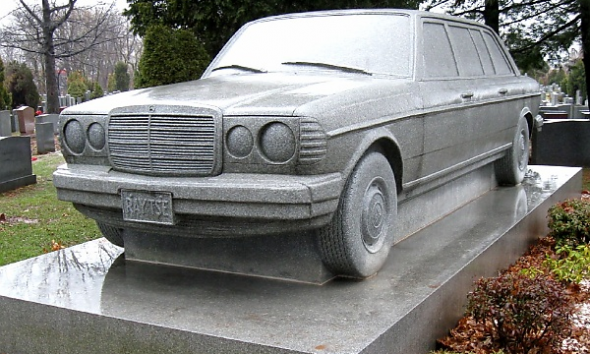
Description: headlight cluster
xmin=62 ymin=117 xmax=107 ymax=155
xmin=226 ymin=121 xmax=297 ymax=163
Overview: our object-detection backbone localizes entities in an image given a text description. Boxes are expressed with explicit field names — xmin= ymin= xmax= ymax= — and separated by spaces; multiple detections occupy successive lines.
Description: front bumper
xmin=53 ymin=164 xmax=343 ymax=236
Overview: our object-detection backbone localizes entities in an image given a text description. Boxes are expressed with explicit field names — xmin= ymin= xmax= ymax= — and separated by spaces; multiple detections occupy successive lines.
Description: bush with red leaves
xmin=466 ymin=273 xmax=574 ymax=354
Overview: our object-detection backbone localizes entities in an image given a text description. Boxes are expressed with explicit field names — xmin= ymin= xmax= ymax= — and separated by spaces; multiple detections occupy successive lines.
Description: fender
xmin=341 ymin=127 xmax=404 ymax=194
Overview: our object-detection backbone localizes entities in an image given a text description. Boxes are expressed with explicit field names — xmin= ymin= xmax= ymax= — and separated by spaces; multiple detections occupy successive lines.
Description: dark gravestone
xmin=16 ymin=106 xmax=35 ymax=135
xmin=35 ymin=122 xmax=55 ymax=154
xmin=0 ymin=136 xmax=36 ymax=193
xmin=0 ymin=110 xmax=11 ymax=137
xmin=531 ymin=119 xmax=590 ymax=166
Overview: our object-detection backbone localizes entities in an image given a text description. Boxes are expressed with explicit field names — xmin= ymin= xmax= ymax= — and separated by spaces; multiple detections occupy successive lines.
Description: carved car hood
xmin=62 ymin=73 xmax=419 ymax=130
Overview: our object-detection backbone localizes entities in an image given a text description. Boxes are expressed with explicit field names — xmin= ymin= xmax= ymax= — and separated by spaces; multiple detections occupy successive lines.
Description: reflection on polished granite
xmin=0 ymin=165 xmax=582 ymax=354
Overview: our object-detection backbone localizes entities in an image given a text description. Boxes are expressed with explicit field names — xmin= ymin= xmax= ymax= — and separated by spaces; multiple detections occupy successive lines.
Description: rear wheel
xmin=495 ymin=117 xmax=529 ymax=186
xmin=97 ymin=222 xmax=124 ymax=247
xmin=317 ymin=151 xmax=397 ymax=278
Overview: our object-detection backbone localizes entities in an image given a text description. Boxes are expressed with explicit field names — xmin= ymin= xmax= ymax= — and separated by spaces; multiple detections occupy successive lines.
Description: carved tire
xmin=97 ymin=222 xmax=124 ymax=247
xmin=318 ymin=151 xmax=397 ymax=278
xmin=495 ymin=117 xmax=529 ymax=186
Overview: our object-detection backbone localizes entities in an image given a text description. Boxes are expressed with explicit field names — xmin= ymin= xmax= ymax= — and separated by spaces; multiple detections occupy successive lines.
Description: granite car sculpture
xmin=53 ymin=9 xmax=541 ymax=278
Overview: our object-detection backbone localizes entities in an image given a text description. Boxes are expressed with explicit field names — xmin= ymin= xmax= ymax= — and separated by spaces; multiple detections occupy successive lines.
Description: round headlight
xmin=226 ymin=125 xmax=253 ymax=158
xmin=63 ymin=119 xmax=85 ymax=154
xmin=259 ymin=122 xmax=296 ymax=163
xmin=87 ymin=123 xmax=105 ymax=150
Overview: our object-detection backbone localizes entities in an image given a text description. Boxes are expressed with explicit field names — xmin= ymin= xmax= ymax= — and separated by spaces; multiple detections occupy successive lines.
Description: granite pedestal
xmin=0 ymin=165 xmax=581 ymax=353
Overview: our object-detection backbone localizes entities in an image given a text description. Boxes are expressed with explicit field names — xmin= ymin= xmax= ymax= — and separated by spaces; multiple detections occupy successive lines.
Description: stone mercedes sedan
xmin=53 ymin=9 xmax=541 ymax=278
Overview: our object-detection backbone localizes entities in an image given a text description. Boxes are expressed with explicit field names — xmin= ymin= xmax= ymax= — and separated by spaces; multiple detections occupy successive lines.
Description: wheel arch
xmin=520 ymin=107 xmax=534 ymax=138
xmin=342 ymin=128 xmax=404 ymax=194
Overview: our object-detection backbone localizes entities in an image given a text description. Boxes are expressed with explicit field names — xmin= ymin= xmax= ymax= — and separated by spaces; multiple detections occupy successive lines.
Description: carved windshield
xmin=208 ymin=14 xmax=413 ymax=78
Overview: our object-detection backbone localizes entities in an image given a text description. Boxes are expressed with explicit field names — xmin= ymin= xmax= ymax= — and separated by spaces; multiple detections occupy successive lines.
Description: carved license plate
xmin=121 ymin=190 xmax=175 ymax=225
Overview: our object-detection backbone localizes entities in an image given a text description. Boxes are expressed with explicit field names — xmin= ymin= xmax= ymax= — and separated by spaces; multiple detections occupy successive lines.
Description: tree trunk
xmin=483 ymin=0 xmax=500 ymax=34
xmin=580 ymin=0 xmax=590 ymax=105
xmin=42 ymin=0 xmax=60 ymax=113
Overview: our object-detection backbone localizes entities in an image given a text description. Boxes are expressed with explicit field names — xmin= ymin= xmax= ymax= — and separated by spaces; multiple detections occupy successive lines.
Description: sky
xmin=0 ymin=0 xmax=129 ymax=24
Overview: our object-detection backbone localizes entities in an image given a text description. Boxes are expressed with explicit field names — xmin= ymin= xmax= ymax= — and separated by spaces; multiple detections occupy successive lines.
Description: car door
xmin=468 ymin=27 xmax=530 ymax=148
xmin=417 ymin=19 xmax=487 ymax=183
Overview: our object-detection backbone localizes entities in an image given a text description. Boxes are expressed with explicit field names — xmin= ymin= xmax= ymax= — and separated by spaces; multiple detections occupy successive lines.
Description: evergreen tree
xmin=67 ymin=71 xmax=87 ymax=100
xmin=5 ymin=61 xmax=38 ymax=109
xmin=114 ymin=62 xmax=130 ymax=92
xmin=91 ymin=82 xmax=104 ymax=99
xmin=0 ymin=57 xmax=12 ymax=110
xmin=137 ymin=24 xmax=210 ymax=88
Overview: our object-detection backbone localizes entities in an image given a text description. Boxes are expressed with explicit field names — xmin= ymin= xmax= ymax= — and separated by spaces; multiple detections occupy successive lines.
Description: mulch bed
xmin=436 ymin=212 xmax=590 ymax=353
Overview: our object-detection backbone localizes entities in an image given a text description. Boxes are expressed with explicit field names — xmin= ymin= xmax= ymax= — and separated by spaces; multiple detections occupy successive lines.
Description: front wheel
xmin=317 ymin=151 xmax=397 ymax=278
xmin=97 ymin=222 xmax=124 ymax=247
xmin=495 ymin=117 xmax=529 ymax=186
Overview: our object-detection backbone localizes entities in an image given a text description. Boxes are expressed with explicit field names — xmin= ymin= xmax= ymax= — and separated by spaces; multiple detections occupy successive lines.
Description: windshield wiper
xmin=282 ymin=61 xmax=372 ymax=76
xmin=211 ymin=64 xmax=267 ymax=73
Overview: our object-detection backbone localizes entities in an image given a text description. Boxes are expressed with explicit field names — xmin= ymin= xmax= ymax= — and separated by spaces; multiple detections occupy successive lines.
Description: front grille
xmin=108 ymin=112 xmax=218 ymax=176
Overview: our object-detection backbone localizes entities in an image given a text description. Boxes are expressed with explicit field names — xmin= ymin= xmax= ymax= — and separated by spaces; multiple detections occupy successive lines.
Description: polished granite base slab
xmin=0 ymin=165 xmax=581 ymax=354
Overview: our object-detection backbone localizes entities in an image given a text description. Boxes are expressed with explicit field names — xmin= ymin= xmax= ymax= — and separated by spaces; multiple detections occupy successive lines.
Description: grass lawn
xmin=0 ymin=152 xmax=101 ymax=266
xmin=584 ymin=167 xmax=590 ymax=191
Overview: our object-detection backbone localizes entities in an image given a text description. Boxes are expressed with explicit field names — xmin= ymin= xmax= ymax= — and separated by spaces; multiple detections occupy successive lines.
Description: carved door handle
xmin=498 ymin=88 xmax=508 ymax=95
xmin=461 ymin=92 xmax=474 ymax=99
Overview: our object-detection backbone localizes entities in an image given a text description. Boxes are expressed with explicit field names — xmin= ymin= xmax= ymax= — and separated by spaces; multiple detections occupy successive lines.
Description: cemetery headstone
xmin=0 ymin=110 xmax=11 ymax=137
xmin=15 ymin=106 xmax=35 ymax=135
xmin=35 ymin=122 xmax=55 ymax=154
xmin=0 ymin=136 xmax=36 ymax=193
xmin=36 ymin=114 xmax=59 ymax=135
xmin=11 ymin=109 xmax=19 ymax=133
xmin=550 ymin=92 xmax=559 ymax=105
xmin=532 ymin=120 xmax=590 ymax=166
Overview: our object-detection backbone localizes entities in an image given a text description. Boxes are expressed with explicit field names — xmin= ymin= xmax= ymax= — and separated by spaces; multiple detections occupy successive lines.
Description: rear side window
xmin=483 ymin=32 xmax=513 ymax=75
xmin=423 ymin=22 xmax=458 ymax=78
xmin=470 ymin=30 xmax=495 ymax=75
xmin=448 ymin=25 xmax=484 ymax=77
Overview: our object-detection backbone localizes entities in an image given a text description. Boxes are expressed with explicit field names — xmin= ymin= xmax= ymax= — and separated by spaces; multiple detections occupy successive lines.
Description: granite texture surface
xmin=54 ymin=10 xmax=541 ymax=278
xmin=0 ymin=136 xmax=37 ymax=193
xmin=531 ymin=119 xmax=590 ymax=167
xmin=0 ymin=165 xmax=581 ymax=354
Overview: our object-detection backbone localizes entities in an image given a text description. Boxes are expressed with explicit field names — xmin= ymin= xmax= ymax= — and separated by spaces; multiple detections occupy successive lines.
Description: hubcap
xmin=361 ymin=178 xmax=388 ymax=253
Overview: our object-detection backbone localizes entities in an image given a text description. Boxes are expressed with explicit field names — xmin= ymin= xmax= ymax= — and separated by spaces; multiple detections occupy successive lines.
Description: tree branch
xmin=512 ymin=14 xmax=581 ymax=54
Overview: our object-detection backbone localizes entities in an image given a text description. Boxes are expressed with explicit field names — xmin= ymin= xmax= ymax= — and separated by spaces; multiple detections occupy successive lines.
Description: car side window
xmin=470 ymin=29 xmax=495 ymax=75
xmin=423 ymin=22 xmax=458 ymax=78
xmin=448 ymin=25 xmax=484 ymax=77
xmin=483 ymin=31 xmax=513 ymax=75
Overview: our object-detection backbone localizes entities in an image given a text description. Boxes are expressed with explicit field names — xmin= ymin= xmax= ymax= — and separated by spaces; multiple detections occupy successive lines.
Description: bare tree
xmin=1 ymin=0 xmax=119 ymax=113
xmin=60 ymin=10 xmax=142 ymax=91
